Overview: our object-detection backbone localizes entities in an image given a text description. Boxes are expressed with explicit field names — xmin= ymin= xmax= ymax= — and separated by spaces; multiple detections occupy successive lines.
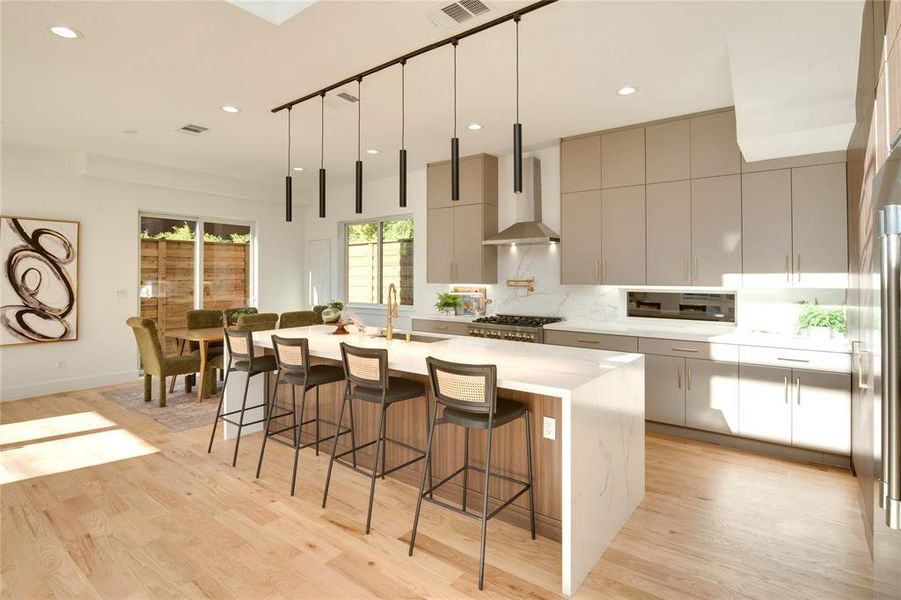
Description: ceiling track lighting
xmin=513 ymin=15 xmax=523 ymax=194
xmin=399 ymin=60 xmax=407 ymax=208
xmin=285 ymin=107 xmax=293 ymax=222
xmin=355 ymin=77 xmax=363 ymax=214
xmin=451 ymin=40 xmax=460 ymax=202
xmin=319 ymin=93 xmax=327 ymax=219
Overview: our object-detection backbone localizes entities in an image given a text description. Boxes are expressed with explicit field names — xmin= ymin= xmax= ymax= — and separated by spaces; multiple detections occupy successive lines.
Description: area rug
xmin=99 ymin=381 xmax=220 ymax=432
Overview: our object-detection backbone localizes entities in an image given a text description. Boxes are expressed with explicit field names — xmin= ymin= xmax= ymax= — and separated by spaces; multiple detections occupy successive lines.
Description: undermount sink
xmin=375 ymin=333 xmax=449 ymax=343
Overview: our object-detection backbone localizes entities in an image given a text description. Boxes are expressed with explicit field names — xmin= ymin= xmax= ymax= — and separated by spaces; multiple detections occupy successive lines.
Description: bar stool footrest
xmin=421 ymin=464 xmax=531 ymax=522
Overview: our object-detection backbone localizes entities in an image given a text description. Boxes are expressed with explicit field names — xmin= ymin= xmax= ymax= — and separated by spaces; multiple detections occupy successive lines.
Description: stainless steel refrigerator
xmin=853 ymin=142 xmax=901 ymax=598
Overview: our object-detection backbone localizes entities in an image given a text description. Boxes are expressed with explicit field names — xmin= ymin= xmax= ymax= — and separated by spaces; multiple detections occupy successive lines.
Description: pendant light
xmin=319 ymin=93 xmax=326 ymax=218
xmin=513 ymin=15 xmax=523 ymax=194
xmin=399 ymin=60 xmax=407 ymax=208
xmin=451 ymin=39 xmax=460 ymax=201
xmin=285 ymin=106 xmax=293 ymax=222
xmin=355 ymin=77 xmax=363 ymax=214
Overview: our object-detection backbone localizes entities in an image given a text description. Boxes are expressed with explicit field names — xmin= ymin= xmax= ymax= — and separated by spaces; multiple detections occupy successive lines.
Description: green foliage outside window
xmin=347 ymin=220 xmax=413 ymax=243
xmin=140 ymin=223 xmax=250 ymax=244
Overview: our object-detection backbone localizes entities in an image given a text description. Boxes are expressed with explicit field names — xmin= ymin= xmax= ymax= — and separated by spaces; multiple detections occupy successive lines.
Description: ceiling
xmin=2 ymin=1 xmax=863 ymax=201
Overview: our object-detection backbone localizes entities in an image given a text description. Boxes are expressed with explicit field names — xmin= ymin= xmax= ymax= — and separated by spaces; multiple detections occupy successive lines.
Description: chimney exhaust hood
xmin=482 ymin=157 xmax=560 ymax=246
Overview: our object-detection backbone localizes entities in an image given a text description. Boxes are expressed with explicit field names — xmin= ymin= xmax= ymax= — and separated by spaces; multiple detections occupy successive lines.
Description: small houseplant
xmin=435 ymin=292 xmax=462 ymax=316
xmin=796 ymin=300 xmax=847 ymax=340
xmin=321 ymin=300 xmax=344 ymax=323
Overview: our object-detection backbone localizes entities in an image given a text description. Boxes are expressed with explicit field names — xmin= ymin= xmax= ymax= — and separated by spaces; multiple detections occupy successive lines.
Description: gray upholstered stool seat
xmin=353 ymin=377 xmax=425 ymax=403
xmin=231 ymin=354 xmax=277 ymax=374
xmin=443 ymin=397 xmax=526 ymax=430
xmin=282 ymin=364 xmax=344 ymax=388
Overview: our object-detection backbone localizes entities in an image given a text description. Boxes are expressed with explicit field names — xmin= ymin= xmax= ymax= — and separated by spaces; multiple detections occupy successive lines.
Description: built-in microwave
xmin=626 ymin=291 xmax=736 ymax=324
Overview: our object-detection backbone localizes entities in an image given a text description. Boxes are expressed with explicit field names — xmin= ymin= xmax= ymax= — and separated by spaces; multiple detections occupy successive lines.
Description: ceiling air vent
xmin=336 ymin=92 xmax=359 ymax=103
xmin=178 ymin=124 xmax=209 ymax=135
xmin=429 ymin=0 xmax=491 ymax=28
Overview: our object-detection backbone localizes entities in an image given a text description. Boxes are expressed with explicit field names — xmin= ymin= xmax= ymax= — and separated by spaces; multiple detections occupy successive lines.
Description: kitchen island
xmin=219 ymin=325 xmax=644 ymax=595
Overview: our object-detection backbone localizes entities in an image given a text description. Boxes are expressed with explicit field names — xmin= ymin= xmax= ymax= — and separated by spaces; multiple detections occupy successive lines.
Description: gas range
xmin=467 ymin=314 xmax=563 ymax=343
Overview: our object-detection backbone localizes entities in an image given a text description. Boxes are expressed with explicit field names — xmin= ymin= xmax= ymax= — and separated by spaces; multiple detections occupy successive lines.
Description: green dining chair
xmin=126 ymin=317 xmax=207 ymax=407
xmin=279 ymin=310 xmax=317 ymax=328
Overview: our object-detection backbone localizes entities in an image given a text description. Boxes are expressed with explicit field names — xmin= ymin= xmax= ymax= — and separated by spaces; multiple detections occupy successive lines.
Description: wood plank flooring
xmin=0 ymin=383 xmax=874 ymax=599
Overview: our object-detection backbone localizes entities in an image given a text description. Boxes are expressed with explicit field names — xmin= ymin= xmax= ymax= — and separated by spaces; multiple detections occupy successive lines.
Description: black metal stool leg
xmin=347 ymin=387 xmax=357 ymax=468
xmin=255 ymin=371 xmax=281 ymax=478
xmin=380 ymin=406 xmax=388 ymax=480
xmin=365 ymin=401 xmax=387 ymax=534
xmin=231 ymin=372 xmax=252 ymax=467
xmin=207 ymin=364 xmax=231 ymax=453
xmin=291 ymin=385 xmax=308 ymax=496
xmin=478 ymin=426 xmax=494 ymax=590
xmin=425 ymin=394 xmax=433 ymax=499
xmin=409 ymin=402 xmax=439 ymax=556
xmin=524 ymin=412 xmax=536 ymax=540
xmin=322 ymin=385 xmax=349 ymax=509
xmin=315 ymin=386 xmax=321 ymax=456
xmin=462 ymin=427 xmax=470 ymax=511
xmin=291 ymin=384 xmax=298 ymax=450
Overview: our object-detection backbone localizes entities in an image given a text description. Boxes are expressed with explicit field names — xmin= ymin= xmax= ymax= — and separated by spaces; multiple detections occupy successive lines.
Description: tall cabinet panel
xmin=561 ymin=190 xmax=602 ymax=284
xmin=601 ymin=185 xmax=645 ymax=285
xmin=560 ymin=135 xmax=601 ymax=193
xmin=646 ymin=119 xmax=691 ymax=184
xmin=427 ymin=207 xmax=454 ymax=283
xmin=646 ymin=181 xmax=692 ymax=286
xmin=690 ymin=110 xmax=741 ymax=178
xmin=690 ymin=175 xmax=742 ymax=287
xmin=791 ymin=163 xmax=848 ymax=288
xmin=742 ymin=169 xmax=793 ymax=287
xmin=601 ymin=128 xmax=645 ymax=188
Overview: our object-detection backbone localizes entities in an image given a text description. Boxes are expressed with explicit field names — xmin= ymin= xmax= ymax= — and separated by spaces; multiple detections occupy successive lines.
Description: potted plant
xmin=435 ymin=292 xmax=462 ymax=316
xmin=797 ymin=300 xmax=847 ymax=340
xmin=321 ymin=300 xmax=344 ymax=324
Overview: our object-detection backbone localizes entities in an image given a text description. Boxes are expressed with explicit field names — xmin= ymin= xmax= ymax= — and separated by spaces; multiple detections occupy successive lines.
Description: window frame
xmin=342 ymin=215 xmax=414 ymax=307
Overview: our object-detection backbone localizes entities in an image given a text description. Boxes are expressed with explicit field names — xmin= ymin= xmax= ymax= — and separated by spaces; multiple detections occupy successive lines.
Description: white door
xmin=685 ymin=359 xmax=739 ymax=435
xmin=791 ymin=163 xmax=848 ymax=288
xmin=738 ymin=364 xmax=792 ymax=444
xmin=691 ymin=175 xmax=742 ymax=287
xmin=742 ymin=169 xmax=793 ymax=287
xmin=646 ymin=181 xmax=692 ymax=286
xmin=601 ymin=185 xmax=646 ymax=285
xmin=645 ymin=354 xmax=686 ymax=426
xmin=791 ymin=370 xmax=851 ymax=454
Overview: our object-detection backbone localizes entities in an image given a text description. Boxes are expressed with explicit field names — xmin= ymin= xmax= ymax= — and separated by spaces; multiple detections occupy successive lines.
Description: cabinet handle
xmin=784 ymin=375 xmax=789 ymax=404
xmin=693 ymin=256 xmax=699 ymax=283
xmin=687 ymin=365 xmax=692 ymax=391
xmin=603 ymin=259 xmax=607 ymax=282
xmin=449 ymin=262 xmax=453 ymax=281
xmin=577 ymin=339 xmax=600 ymax=344
xmin=684 ymin=258 xmax=689 ymax=281
xmin=796 ymin=254 xmax=801 ymax=283
xmin=436 ymin=325 xmax=448 ymax=330
xmin=796 ymin=376 xmax=801 ymax=405
xmin=777 ymin=357 xmax=810 ymax=363
xmin=785 ymin=254 xmax=790 ymax=282
xmin=594 ymin=258 xmax=600 ymax=282
xmin=677 ymin=365 xmax=683 ymax=389
xmin=671 ymin=346 xmax=699 ymax=353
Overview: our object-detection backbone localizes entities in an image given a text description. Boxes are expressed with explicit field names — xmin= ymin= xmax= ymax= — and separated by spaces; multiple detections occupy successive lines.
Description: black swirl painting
xmin=0 ymin=217 xmax=79 ymax=346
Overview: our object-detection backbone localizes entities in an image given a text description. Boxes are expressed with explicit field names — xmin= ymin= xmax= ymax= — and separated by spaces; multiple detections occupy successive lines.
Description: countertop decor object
xmin=435 ymin=291 xmax=462 ymax=316
xmin=321 ymin=301 xmax=343 ymax=323
xmin=796 ymin=299 xmax=846 ymax=339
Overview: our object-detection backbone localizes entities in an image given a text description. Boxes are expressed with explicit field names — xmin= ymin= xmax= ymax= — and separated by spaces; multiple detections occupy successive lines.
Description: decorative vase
xmin=321 ymin=307 xmax=341 ymax=323
xmin=807 ymin=326 xmax=833 ymax=341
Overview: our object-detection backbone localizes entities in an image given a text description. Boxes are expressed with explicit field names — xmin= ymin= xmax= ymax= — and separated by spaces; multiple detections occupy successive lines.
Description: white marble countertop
xmin=544 ymin=320 xmax=852 ymax=353
xmin=252 ymin=325 xmax=642 ymax=397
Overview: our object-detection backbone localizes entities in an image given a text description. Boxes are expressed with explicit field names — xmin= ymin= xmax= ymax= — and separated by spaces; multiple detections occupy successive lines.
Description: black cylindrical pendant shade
xmin=451 ymin=137 xmax=460 ymax=201
xmin=318 ymin=168 xmax=326 ymax=218
xmin=399 ymin=149 xmax=407 ymax=208
xmin=355 ymin=160 xmax=363 ymax=214
xmin=513 ymin=122 xmax=523 ymax=194
xmin=285 ymin=175 xmax=293 ymax=222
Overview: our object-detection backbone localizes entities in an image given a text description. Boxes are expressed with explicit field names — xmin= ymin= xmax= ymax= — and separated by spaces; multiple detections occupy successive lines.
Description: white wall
xmin=0 ymin=144 xmax=305 ymax=401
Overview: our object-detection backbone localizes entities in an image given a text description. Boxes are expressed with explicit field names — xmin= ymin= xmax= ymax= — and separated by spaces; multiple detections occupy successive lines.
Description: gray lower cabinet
xmin=411 ymin=318 xmax=471 ymax=336
xmin=738 ymin=365 xmax=793 ymax=444
xmin=685 ymin=359 xmax=739 ymax=435
xmin=645 ymin=354 xmax=686 ymax=426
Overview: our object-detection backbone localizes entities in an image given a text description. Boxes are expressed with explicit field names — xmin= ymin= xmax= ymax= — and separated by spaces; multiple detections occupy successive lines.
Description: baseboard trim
xmin=646 ymin=422 xmax=851 ymax=469
xmin=1 ymin=371 xmax=140 ymax=402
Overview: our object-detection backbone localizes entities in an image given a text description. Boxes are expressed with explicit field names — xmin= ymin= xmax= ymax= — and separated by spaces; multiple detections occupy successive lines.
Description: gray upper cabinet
xmin=601 ymin=185 xmax=645 ymax=285
xmin=646 ymin=181 xmax=692 ymax=286
xmin=601 ymin=128 xmax=645 ymax=188
xmin=561 ymin=135 xmax=601 ymax=193
xmin=690 ymin=111 xmax=741 ymax=179
xmin=742 ymin=169 xmax=793 ymax=287
xmin=690 ymin=175 xmax=742 ymax=287
xmin=426 ymin=154 xmax=498 ymax=284
xmin=790 ymin=163 xmax=848 ymax=288
xmin=646 ymin=119 xmax=691 ymax=184
xmin=561 ymin=190 xmax=603 ymax=285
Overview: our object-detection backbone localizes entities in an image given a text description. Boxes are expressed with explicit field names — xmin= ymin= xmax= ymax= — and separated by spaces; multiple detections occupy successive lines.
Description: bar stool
xmin=322 ymin=343 xmax=432 ymax=534
xmin=206 ymin=329 xmax=279 ymax=467
xmin=409 ymin=356 xmax=535 ymax=591
xmin=256 ymin=335 xmax=351 ymax=496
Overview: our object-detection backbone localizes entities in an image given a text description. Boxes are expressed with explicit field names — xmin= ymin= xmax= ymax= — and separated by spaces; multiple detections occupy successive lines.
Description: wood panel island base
xmin=218 ymin=325 xmax=645 ymax=595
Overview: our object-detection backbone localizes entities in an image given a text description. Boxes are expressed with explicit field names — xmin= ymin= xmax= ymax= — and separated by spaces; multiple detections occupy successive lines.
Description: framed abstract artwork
xmin=0 ymin=216 xmax=79 ymax=346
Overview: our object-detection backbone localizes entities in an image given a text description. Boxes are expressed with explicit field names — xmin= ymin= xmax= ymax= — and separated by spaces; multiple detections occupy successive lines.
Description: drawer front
xmin=738 ymin=346 xmax=851 ymax=373
xmin=544 ymin=329 xmax=638 ymax=352
xmin=638 ymin=337 xmax=738 ymax=362
xmin=411 ymin=318 xmax=471 ymax=337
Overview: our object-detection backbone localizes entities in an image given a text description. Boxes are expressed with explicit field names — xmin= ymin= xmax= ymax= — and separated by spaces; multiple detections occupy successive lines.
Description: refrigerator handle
xmin=879 ymin=206 xmax=901 ymax=529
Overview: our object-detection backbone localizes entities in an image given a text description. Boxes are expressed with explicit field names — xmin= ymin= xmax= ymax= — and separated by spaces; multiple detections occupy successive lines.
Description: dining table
xmin=164 ymin=327 xmax=224 ymax=403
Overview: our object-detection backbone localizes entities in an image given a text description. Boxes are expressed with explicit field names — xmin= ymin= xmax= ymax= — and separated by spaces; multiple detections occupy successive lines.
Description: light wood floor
xmin=0 ymin=383 xmax=874 ymax=599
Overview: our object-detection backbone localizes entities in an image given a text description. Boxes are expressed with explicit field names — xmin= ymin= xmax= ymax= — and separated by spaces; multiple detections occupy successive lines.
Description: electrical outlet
xmin=57 ymin=361 xmax=66 ymax=371
xmin=542 ymin=416 xmax=556 ymax=440
xmin=115 ymin=287 xmax=128 ymax=299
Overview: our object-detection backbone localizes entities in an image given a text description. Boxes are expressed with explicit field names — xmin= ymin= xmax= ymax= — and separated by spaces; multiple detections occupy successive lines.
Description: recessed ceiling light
xmin=221 ymin=105 xmax=241 ymax=113
xmin=617 ymin=86 xmax=637 ymax=96
xmin=292 ymin=166 xmax=304 ymax=172
xmin=50 ymin=26 xmax=81 ymax=39
xmin=366 ymin=149 xmax=379 ymax=155
xmin=467 ymin=123 xmax=482 ymax=131
xmin=122 ymin=129 xmax=138 ymax=135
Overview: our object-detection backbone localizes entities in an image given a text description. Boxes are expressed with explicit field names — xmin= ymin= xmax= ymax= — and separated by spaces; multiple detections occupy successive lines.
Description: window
xmin=345 ymin=218 xmax=414 ymax=305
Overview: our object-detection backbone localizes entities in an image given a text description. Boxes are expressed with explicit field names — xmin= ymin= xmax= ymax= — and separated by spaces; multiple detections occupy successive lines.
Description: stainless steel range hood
xmin=483 ymin=157 xmax=560 ymax=246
